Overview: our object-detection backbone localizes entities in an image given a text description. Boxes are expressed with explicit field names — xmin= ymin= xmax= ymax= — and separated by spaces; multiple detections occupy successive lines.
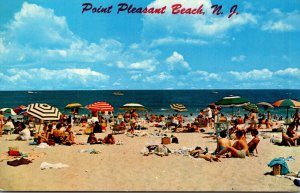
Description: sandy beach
xmin=0 ymin=123 xmax=300 ymax=191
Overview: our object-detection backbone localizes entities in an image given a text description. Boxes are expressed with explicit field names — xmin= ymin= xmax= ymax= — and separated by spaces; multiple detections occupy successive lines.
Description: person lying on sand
xmin=282 ymin=123 xmax=299 ymax=146
xmin=189 ymin=147 xmax=220 ymax=162
xmin=216 ymin=130 xmax=249 ymax=158
xmin=247 ymin=129 xmax=260 ymax=155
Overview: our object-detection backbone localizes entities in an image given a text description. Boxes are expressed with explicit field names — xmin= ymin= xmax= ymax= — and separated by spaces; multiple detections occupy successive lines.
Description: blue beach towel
xmin=267 ymin=156 xmax=295 ymax=175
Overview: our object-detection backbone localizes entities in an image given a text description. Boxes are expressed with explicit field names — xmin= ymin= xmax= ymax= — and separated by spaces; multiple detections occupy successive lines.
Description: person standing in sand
xmin=217 ymin=130 xmax=249 ymax=158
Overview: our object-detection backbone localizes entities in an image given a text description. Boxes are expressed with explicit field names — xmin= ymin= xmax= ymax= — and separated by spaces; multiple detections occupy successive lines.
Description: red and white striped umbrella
xmin=86 ymin=102 xmax=114 ymax=112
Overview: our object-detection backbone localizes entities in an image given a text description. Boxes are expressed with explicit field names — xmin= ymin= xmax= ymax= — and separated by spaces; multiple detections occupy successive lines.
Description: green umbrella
xmin=242 ymin=104 xmax=259 ymax=113
xmin=215 ymin=95 xmax=250 ymax=107
xmin=215 ymin=95 xmax=250 ymax=116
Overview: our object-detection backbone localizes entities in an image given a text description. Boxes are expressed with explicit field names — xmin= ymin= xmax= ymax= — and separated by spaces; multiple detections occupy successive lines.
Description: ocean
xmin=0 ymin=90 xmax=300 ymax=118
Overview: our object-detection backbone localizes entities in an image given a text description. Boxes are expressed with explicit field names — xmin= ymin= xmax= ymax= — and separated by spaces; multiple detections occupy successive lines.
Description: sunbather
xmin=189 ymin=147 xmax=220 ymax=162
xmin=37 ymin=123 xmax=49 ymax=144
xmin=282 ymin=123 xmax=299 ymax=146
xmin=214 ymin=130 xmax=231 ymax=155
xmin=61 ymin=125 xmax=76 ymax=145
xmin=99 ymin=134 xmax=115 ymax=144
xmin=15 ymin=123 xmax=31 ymax=141
xmin=87 ymin=133 xmax=101 ymax=144
xmin=217 ymin=130 xmax=249 ymax=158
xmin=248 ymin=129 xmax=260 ymax=155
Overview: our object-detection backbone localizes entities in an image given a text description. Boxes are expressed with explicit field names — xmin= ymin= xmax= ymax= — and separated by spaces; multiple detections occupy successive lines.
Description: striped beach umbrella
xmin=273 ymin=99 xmax=300 ymax=118
xmin=26 ymin=103 xmax=61 ymax=120
xmin=0 ymin=108 xmax=17 ymax=116
xmin=170 ymin=104 xmax=188 ymax=112
xmin=119 ymin=103 xmax=146 ymax=111
xmin=86 ymin=102 xmax=114 ymax=112
xmin=242 ymin=103 xmax=259 ymax=113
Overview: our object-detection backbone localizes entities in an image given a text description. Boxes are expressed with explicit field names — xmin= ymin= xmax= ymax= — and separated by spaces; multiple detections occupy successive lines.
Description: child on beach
xmin=61 ymin=125 xmax=76 ymax=145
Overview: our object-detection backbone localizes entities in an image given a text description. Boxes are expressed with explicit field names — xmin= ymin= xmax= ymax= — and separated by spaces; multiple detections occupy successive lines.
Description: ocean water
xmin=0 ymin=90 xmax=299 ymax=117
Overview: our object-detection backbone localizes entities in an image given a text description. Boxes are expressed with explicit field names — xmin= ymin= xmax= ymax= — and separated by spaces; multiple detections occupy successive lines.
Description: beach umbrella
xmin=13 ymin=105 xmax=27 ymax=114
xmin=170 ymin=103 xmax=188 ymax=112
xmin=119 ymin=103 xmax=146 ymax=111
xmin=273 ymin=99 xmax=300 ymax=118
xmin=215 ymin=95 xmax=250 ymax=116
xmin=242 ymin=103 xmax=259 ymax=113
xmin=86 ymin=102 xmax=114 ymax=112
xmin=26 ymin=103 xmax=61 ymax=121
xmin=65 ymin=103 xmax=83 ymax=109
xmin=0 ymin=108 xmax=17 ymax=116
xmin=257 ymin=102 xmax=274 ymax=110
xmin=215 ymin=95 xmax=250 ymax=107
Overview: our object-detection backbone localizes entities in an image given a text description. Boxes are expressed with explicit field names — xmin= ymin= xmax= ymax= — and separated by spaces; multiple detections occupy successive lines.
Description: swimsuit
xmin=237 ymin=150 xmax=246 ymax=158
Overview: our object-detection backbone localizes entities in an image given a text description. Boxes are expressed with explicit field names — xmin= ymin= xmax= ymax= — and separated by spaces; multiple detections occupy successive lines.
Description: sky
xmin=0 ymin=0 xmax=300 ymax=90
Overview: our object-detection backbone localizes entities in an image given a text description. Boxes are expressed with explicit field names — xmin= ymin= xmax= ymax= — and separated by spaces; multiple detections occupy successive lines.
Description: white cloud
xmin=130 ymin=74 xmax=142 ymax=81
xmin=143 ymin=0 xmax=257 ymax=37
xmin=166 ymin=52 xmax=190 ymax=70
xmin=0 ymin=68 xmax=109 ymax=89
xmin=262 ymin=20 xmax=294 ymax=32
xmin=144 ymin=72 xmax=173 ymax=82
xmin=275 ymin=68 xmax=300 ymax=77
xmin=231 ymin=55 xmax=246 ymax=62
xmin=150 ymin=37 xmax=207 ymax=47
xmin=116 ymin=59 xmax=157 ymax=72
xmin=188 ymin=70 xmax=221 ymax=81
xmin=228 ymin=69 xmax=273 ymax=80
xmin=262 ymin=10 xmax=300 ymax=32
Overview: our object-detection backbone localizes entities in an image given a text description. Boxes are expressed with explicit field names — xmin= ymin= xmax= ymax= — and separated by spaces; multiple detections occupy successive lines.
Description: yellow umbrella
xmin=65 ymin=103 xmax=83 ymax=109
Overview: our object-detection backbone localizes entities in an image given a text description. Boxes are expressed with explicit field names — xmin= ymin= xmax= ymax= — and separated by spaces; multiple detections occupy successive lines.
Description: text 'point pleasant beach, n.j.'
xmin=81 ymin=3 xmax=239 ymax=18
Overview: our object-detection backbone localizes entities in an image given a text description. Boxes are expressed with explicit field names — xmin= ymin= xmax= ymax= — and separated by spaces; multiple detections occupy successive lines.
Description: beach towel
xmin=268 ymin=156 xmax=295 ymax=175
xmin=36 ymin=143 xmax=50 ymax=149
xmin=7 ymin=158 xmax=32 ymax=167
xmin=40 ymin=162 xmax=69 ymax=170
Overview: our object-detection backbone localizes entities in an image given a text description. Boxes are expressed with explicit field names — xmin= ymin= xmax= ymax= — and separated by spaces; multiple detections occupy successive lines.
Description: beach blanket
xmin=40 ymin=162 xmax=69 ymax=170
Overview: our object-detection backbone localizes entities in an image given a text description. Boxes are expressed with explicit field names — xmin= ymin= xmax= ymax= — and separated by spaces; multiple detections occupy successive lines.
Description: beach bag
xmin=161 ymin=137 xmax=170 ymax=144
xmin=171 ymin=137 xmax=179 ymax=144
xmin=8 ymin=147 xmax=20 ymax=156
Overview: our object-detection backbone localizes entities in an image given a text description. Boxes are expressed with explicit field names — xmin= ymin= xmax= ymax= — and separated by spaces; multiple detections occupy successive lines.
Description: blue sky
xmin=0 ymin=0 xmax=300 ymax=90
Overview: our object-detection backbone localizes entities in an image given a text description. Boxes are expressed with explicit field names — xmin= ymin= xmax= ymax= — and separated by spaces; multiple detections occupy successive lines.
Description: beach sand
xmin=0 ymin=124 xmax=299 ymax=191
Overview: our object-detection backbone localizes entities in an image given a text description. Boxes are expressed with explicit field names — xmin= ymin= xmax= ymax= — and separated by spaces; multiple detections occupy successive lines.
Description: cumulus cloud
xmin=262 ymin=9 xmax=300 ymax=32
xmin=231 ymin=55 xmax=246 ymax=62
xmin=188 ymin=70 xmax=221 ymax=81
xmin=0 ymin=68 xmax=109 ymax=90
xmin=116 ymin=59 xmax=157 ymax=72
xmin=275 ymin=68 xmax=300 ymax=77
xmin=166 ymin=52 xmax=190 ymax=70
xmin=228 ymin=69 xmax=273 ymax=80
xmin=144 ymin=72 xmax=173 ymax=82
xmin=143 ymin=0 xmax=257 ymax=37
